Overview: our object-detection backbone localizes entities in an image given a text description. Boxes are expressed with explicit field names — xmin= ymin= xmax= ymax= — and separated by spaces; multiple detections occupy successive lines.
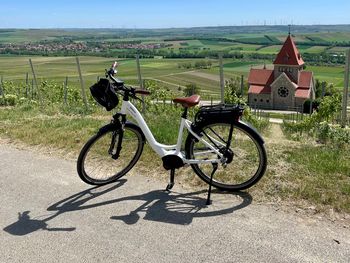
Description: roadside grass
xmin=283 ymin=145 xmax=350 ymax=212
xmin=0 ymin=106 xmax=349 ymax=214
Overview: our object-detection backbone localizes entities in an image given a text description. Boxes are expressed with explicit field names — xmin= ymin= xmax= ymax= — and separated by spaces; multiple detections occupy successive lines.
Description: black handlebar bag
xmin=90 ymin=78 xmax=119 ymax=111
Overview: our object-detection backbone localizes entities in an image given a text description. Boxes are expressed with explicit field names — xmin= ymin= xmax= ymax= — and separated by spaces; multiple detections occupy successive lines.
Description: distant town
xmin=0 ymin=41 xmax=168 ymax=54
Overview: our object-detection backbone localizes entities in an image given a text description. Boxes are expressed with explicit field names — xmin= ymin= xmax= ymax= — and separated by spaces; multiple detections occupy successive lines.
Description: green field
xmin=1 ymin=27 xmax=350 ymax=58
xmin=0 ymin=56 xmax=225 ymax=97
xmin=0 ymin=55 xmax=345 ymax=100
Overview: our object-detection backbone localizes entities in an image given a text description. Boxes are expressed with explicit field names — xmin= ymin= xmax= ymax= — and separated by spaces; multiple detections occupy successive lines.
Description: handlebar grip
xmin=134 ymin=89 xmax=151 ymax=96
xmin=111 ymin=61 xmax=118 ymax=70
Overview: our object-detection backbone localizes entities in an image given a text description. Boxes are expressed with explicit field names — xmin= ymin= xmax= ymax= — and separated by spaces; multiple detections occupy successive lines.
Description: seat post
xmin=181 ymin=107 xmax=188 ymax=119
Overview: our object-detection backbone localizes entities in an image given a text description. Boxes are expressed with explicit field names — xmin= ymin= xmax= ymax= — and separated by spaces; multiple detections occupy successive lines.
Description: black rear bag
xmin=194 ymin=104 xmax=244 ymax=127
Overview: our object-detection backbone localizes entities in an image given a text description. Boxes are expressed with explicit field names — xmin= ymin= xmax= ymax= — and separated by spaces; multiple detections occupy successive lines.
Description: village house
xmin=248 ymin=34 xmax=315 ymax=111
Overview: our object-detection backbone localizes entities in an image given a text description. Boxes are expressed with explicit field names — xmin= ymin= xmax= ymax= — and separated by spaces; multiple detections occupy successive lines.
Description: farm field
xmin=1 ymin=27 xmax=350 ymax=57
xmin=0 ymin=55 xmax=345 ymax=99
xmin=0 ymin=56 xmax=225 ymax=97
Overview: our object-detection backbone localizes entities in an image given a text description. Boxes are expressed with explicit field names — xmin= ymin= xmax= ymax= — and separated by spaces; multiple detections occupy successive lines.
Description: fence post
xmin=341 ymin=49 xmax=350 ymax=127
xmin=64 ymin=76 xmax=68 ymax=105
xmin=0 ymin=76 xmax=5 ymax=104
xmin=321 ymin=81 xmax=326 ymax=98
xmin=136 ymin=54 xmax=146 ymax=113
xmin=25 ymin=73 xmax=29 ymax=98
xmin=219 ymin=53 xmax=225 ymax=104
xmin=240 ymin=75 xmax=244 ymax=97
xmin=75 ymin=57 xmax=88 ymax=110
xmin=31 ymin=79 xmax=34 ymax=99
xmin=29 ymin=59 xmax=42 ymax=106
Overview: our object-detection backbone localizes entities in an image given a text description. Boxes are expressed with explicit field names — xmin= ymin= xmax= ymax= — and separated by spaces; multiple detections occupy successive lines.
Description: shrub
xmin=2 ymin=94 xmax=18 ymax=106
xmin=303 ymin=98 xmax=321 ymax=113
xmin=242 ymin=108 xmax=270 ymax=132
xmin=183 ymin=83 xmax=200 ymax=96
xmin=315 ymin=122 xmax=350 ymax=146
xmin=283 ymin=94 xmax=348 ymax=146
xmin=224 ymin=77 xmax=244 ymax=98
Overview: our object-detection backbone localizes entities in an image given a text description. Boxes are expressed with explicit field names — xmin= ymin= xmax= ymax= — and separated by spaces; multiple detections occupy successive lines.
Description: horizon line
xmin=1 ymin=24 xmax=350 ymax=30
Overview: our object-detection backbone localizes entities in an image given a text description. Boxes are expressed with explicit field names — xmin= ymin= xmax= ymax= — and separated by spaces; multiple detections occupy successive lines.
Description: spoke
xmin=207 ymin=126 xmax=227 ymax=144
xmin=204 ymin=133 xmax=226 ymax=148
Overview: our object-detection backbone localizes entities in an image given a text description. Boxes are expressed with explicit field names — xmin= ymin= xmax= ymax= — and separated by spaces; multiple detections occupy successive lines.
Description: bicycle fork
xmin=109 ymin=129 xmax=124 ymax=160
xmin=109 ymin=115 xmax=126 ymax=160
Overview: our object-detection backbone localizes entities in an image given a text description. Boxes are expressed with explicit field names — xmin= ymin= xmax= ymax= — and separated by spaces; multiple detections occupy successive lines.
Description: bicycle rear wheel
xmin=77 ymin=123 xmax=144 ymax=185
xmin=185 ymin=121 xmax=267 ymax=191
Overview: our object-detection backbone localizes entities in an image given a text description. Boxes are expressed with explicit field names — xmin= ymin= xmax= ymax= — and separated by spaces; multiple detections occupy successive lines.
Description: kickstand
xmin=206 ymin=163 xmax=218 ymax=206
xmin=165 ymin=169 xmax=175 ymax=191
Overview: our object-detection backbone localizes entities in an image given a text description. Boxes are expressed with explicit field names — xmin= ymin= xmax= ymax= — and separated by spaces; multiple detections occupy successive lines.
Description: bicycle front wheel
xmin=77 ymin=123 xmax=144 ymax=185
xmin=185 ymin=121 xmax=267 ymax=191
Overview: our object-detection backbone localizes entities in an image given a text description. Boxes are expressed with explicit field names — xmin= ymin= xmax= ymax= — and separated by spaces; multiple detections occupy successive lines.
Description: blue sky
xmin=0 ymin=0 xmax=349 ymax=28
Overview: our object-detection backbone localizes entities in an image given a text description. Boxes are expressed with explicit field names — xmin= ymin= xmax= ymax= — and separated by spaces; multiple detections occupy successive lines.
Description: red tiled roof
xmin=295 ymin=88 xmax=310 ymax=98
xmin=273 ymin=35 xmax=304 ymax=66
xmin=248 ymin=85 xmax=271 ymax=94
xmin=298 ymin=71 xmax=313 ymax=88
xmin=248 ymin=69 xmax=274 ymax=86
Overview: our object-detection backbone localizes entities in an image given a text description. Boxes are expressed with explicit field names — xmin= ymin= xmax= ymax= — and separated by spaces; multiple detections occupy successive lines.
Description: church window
xmin=278 ymin=87 xmax=289 ymax=97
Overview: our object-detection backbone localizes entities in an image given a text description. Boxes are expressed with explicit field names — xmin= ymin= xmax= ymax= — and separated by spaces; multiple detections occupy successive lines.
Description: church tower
xmin=273 ymin=34 xmax=304 ymax=83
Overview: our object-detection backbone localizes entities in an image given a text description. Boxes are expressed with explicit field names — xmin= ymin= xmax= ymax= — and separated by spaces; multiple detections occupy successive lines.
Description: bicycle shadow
xmin=3 ymin=178 xmax=252 ymax=235
xmin=110 ymin=189 xmax=252 ymax=225
xmin=3 ymin=179 xmax=127 ymax=236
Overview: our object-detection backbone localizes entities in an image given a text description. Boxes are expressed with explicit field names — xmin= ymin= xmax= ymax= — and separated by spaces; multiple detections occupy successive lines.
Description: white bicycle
xmin=77 ymin=62 xmax=267 ymax=202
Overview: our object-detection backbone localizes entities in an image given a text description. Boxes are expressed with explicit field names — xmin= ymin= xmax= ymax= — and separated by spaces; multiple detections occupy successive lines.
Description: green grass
xmin=283 ymin=145 xmax=350 ymax=212
xmin=327 ymin=46 xmax=350 ymax=53
xmin=303 ymin=46 xmax=327 ymax=53
xmin=223 ymin=61 xmax=256 ymax=68
xmin=257 ymin=45 xmax=282 ymax=53
xmin=308 ymin=65 xmax=344 ymax=88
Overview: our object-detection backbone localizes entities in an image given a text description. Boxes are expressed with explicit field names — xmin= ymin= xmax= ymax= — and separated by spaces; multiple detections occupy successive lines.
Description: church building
xmin=248 ymin=34 xmax=315 ymax=111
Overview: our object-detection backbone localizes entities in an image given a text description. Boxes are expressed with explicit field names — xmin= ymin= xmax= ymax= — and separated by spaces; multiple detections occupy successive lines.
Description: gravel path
xmin=1 ymin=143 xmax=349 ymax=263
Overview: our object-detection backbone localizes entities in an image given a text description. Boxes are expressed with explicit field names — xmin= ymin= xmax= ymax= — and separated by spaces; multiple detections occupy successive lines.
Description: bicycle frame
xmin=120 ymin=100 xmax=224 ymax=165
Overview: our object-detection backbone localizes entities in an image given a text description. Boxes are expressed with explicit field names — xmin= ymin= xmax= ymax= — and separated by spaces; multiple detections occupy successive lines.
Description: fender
xmin=97 ymin=121 xmax=146 ymax=143
xmin=188 ymin=119 xmax=265 ymax=146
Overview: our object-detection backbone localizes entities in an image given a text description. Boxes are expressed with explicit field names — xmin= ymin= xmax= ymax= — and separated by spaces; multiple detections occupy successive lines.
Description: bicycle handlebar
xmin=106 ymin=61 xmax=151 ymax=99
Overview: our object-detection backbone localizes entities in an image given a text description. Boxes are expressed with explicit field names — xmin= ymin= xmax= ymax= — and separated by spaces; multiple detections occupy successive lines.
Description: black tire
xmin=77 ymin=123 xmax=144 ymax=185
xmin=185 ymin=121 xmax=267 ymax=191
